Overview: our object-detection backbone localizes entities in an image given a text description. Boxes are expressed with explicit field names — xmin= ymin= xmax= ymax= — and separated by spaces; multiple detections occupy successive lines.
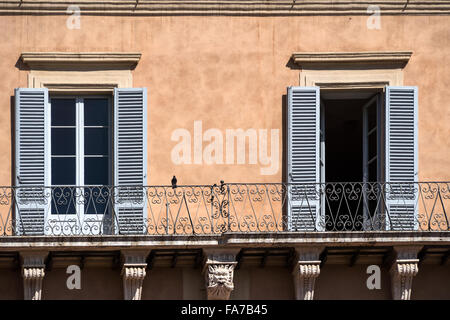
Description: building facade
xmin=0 ymin=0 xmax=449 ymax=300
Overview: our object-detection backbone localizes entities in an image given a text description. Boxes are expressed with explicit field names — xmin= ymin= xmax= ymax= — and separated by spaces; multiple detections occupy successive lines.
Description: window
xmin=287 ymin=86 xmax=418 ymax=232
xmin=320 ymin=91 xmax=382 ymax=231
xmin=14 ymin=88 xmax=147 ymax=235
xmin=50 ymin=96 xmax=111 ymax=219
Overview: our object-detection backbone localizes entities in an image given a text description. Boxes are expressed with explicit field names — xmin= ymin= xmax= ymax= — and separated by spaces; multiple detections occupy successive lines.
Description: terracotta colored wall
xmin=1 ymin=15 xmax=450 ymax=186
xmin=0 ymin=15 xmax=448 ymax=187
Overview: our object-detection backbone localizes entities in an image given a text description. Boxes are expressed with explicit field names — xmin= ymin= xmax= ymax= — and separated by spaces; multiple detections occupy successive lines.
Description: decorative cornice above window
xmin=21 ymin=52 xmax=141 ymax=69
xmin=291 ymin=51 xmax=412 ymax=69
xmin=292 ymin=51 xmax=412 ymax=88
xmin=1 ymin=1 xmax=449 ymax=16
xmin=20 ymin=52 xmax=141 ymax=91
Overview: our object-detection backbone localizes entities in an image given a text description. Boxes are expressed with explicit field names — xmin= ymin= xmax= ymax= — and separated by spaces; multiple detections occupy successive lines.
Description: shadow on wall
xmin=411 ymin=264 xmax=450 ymax=300
xmin=10 ymin=95 xmax=15 ymax=187
xmin=0 ymin=268 xmax=23 ymax=299
xmin=12 ymin=56 xmax=29 ymax=187
xmin=315 ymin=264 xmax=391 ymax=300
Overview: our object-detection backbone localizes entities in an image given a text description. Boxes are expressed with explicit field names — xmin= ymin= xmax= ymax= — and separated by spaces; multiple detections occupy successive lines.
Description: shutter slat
xmin=15 ymin=88 xmax=49 ymax=235
xmin=287 ymin=87 xmax=321 ymax=231
xmin=385 ymin=86 xmax=418 ymax=230
xmin=114 ymin=88 xmax=147 ymax=235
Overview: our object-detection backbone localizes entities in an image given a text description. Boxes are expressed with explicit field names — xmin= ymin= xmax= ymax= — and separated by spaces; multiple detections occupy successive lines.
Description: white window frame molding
xmin=21 ymin=52 xmax=141 ymax=92
xmin=292 ymin=51 xmax=412 ymax=88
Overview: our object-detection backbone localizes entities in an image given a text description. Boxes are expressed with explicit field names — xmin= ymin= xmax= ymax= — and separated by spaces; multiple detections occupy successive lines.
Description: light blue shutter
xmin=385 ymin=86 xmax=418 ymax=230
xmin=114 ymin=88 xmax=147 ymax=234
xmin=14 ymin=88 xmax=50 ymax=235
xmin=287 ymin=87 xmax=321 ymax=231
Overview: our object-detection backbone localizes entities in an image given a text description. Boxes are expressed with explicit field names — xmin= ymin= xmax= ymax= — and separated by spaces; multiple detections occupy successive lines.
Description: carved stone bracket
xmin=390 ymin=246 xmax=421 ymax=300
xmin=292 ymin=246 xmax=323 ymax=300
xmin=121 ymin=250 xmax=149 ymax=300
xmin=203 ymin=251 xmax=238 ymax=300
xmin=20 ymin=251 xmax=48 ymax=300
xmin=293 ymin=261 xmax=321 ymax=300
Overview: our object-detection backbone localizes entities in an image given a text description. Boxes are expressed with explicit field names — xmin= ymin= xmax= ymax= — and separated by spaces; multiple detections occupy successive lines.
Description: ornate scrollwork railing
xmin=0 ymin=182 xmax=448 ymax=236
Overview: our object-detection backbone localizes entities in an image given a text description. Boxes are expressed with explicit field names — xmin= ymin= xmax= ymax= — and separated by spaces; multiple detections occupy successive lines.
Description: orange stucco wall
xmin=0 ymin=14 xmax=448 ymax=187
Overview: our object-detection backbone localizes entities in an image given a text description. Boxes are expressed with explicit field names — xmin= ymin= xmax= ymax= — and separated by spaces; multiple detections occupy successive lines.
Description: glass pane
xmin=369 ymin=161 xmax=377 ymax=182
xmin=368 ymin=129 xmax=377 ymax=161
xmin=51 ymin=187 xmax=76 ymax=215
xmin=368 ymin=103 xmax=377 ymax=129
xmin=51 ymin=157 xmax=76 ymax=185
xmin=51 ymin=99 xmax=76 ymax=126
xmin=51 ymin=128 xmax=76 ymax=155
xmin=85 ymin=128 xmax=109 ymax=155
xmin=84 ymin=157 xmax=109 ymax=185
xmin=84 ymin=187 xmax=110 ymax=215
xmin=84 ymin=98 xmax=109 ymax=126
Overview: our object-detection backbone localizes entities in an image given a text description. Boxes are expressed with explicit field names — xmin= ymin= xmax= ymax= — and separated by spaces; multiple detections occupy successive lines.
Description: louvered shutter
xmin=114 ymin=88 xmax=147 ymax=234
xmin=385 ymin=86 xmax=418 ymax=230
xmin=287 ymin=87 xmax=322 ymax=231
xmin=14 ymin=88 xmax=50 ymax=235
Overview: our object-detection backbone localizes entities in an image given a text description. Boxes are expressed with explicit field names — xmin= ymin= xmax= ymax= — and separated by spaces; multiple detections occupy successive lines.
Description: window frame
xmin=49 ymin=94 xmax=113 ymax=218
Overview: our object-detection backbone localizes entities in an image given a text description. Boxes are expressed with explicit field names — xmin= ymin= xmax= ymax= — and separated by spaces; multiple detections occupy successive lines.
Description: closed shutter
xmin=287 ymin=87 xmax=322 ymax=231
xmin=14 ymin=88 xmax=50 ymax=235
xmin=385 ymin=86 xmax=418 ymax=230
xmin=114 ymin=88 xmax=147 ymax=234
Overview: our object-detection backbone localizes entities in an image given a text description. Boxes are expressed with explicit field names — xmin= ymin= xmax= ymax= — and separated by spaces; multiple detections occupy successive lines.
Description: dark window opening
xmin=321 ymin=93 xmax=381 ymax=231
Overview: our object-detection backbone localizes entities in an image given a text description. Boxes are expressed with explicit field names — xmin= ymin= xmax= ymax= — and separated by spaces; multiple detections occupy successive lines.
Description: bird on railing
xmin=171 ymin=175 xmax=177 ymax=189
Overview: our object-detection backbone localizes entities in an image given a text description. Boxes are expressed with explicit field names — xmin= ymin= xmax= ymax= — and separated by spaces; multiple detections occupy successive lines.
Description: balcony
xmin=0 ymin=182 xmax=448 ymax=236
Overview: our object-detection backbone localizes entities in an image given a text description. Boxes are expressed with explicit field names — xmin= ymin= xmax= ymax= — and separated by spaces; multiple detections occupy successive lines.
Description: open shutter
xmin=114 ymin=88 xmax=147 ymax=234
xmin=14 ymin=88 xmax=50 ymax=235
xmin=385 ymin=86 xmax=418 ymax=230
xmin=287 ymin=87 xmax=322 ymax=231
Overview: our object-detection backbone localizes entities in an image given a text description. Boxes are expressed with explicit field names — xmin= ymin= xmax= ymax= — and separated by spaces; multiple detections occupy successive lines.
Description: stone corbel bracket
xmin=390 ymin=246 xmax=422 ymax=300
xmin=121 ymin=250 xmax=149 ymax=300
xmin=203 ymin=251 xmax=238 ymax=300
xmin=292 ymin=246 xmax=324 ymax=300
xmin=21 ymin=251 xmax=48 ymax=300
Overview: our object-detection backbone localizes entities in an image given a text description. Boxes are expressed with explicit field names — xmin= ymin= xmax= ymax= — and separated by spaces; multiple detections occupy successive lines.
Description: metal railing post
xmin=165 ymin=202 xmax=169 ymax=235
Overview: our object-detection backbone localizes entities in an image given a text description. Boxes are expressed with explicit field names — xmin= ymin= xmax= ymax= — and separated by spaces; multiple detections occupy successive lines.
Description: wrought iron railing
xmin=0 ymin=182 xmax=448 ymax=236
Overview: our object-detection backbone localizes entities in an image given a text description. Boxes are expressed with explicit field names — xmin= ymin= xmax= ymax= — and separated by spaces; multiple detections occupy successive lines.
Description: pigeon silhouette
xmin=171 ymin=175 xmax=177 ymax=189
